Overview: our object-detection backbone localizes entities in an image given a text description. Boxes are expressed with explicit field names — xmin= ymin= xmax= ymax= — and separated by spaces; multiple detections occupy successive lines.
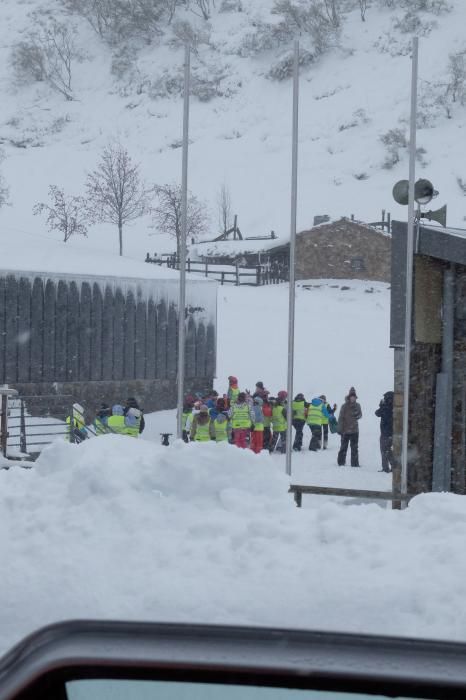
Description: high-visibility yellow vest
xmin=107 ymin=415 xmax=126 ymax=434
xmin=194 ymin=420 xmax=211 ymax=442
xmin=231 ymin=403 xmax=251 ymax=429
xmin=292 ymin=400 xmax=305 ymax=421
xmin=229 ymin=386 xmax=240 ymax=404
xmin=182 ymin=411 xmax=191 ymax=430
xmin=214 ymin=418 xmax=229 ymax=441
xmin=307 ymin=402 xmax=324 ymax=426
xmin=253 ymin=422 xmax=264 ymax=432
xmin=272 ymin=405 xmax=287 ymax=432
xmin=124 ymin=418 xmax=140 ymax=438
xmin=66 ymin=414 xmax=86 ymax=441
xmin=321 ymin=407 xmax=329 ymax=426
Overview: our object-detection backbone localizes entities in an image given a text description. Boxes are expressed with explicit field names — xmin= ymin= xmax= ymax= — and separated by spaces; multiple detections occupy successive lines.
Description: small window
xmin=351 ymin=257 xmax=365 ymax=271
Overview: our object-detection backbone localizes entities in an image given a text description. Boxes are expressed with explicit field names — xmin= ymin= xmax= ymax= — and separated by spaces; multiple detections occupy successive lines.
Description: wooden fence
xmin=145 ymin=255 xmax=288 ymax=286
xmin=0 ymin=274 xmax=215 ymax=385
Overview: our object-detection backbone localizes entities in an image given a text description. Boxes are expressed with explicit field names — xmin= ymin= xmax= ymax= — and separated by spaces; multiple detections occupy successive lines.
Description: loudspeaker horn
xmin=421 ymin=204 xmax=447 ymax=228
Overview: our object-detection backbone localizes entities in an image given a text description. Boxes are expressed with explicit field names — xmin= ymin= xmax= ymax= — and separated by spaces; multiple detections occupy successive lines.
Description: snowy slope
xmin=1 ymin=0 xmax=466 ymax=271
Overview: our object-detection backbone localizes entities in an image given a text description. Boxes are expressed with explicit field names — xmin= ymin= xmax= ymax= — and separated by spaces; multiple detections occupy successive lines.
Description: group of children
xmin=182 ymin=376 xmax=338 ymax=454
xmin=66 ymin=398 xmax=145 ymax=442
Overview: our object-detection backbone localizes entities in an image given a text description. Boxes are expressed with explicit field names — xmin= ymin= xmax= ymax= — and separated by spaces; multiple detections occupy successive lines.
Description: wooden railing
xmin=145 ymin=255 xmax=288 ymax=286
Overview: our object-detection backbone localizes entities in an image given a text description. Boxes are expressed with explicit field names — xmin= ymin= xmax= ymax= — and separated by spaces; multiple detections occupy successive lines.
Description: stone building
xmin=0 ymin=267 xmax=217 ymax=420
xmin=267 ymin=219 xmax=391 ymax=282
xmin=390 ymin=221 xmax=466 ymax=496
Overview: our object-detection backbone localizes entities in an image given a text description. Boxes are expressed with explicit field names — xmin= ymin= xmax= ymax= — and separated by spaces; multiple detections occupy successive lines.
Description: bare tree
xmin=152 ymin=183 xmax=209 ymax=256
xmin=0 ymin=150 xmax=9 ymax=209
xmin=322 ymin=0 xmax=341 ymax=28
xmin=11 ymin=19 xmax=80 ymax=100
xmin=86 ymin=142 xmax=152 ymax=256
xmin=33 ymin=186 xmax=91 ymax=242
xmin=217 ymin=182 xmax=232 ymax=234
xmin=358 ymin=0 xmax=368 ymax=21
xmin=447 ymin=49 xmax=466 ymax=105
xmin=188 ymin=0 xmax=214 ymax=20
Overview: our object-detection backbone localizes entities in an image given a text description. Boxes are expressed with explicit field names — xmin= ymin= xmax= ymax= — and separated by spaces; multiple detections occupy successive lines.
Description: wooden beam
xmin=289 ymin=484 xmax=413 ymax=507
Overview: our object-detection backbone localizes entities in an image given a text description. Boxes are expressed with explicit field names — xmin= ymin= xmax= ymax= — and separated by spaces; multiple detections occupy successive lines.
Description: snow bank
xmin=2 ymin=435 xmax=466 ymax=655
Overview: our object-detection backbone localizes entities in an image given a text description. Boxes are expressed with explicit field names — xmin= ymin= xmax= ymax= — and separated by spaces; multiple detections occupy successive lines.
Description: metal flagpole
xmin=285 ymin=40 xmax=299 ymax=477
xmin=177 ymin=43 xmax=191 ymax=440
xmin=400 ymin=36 xmax=419 ymax=501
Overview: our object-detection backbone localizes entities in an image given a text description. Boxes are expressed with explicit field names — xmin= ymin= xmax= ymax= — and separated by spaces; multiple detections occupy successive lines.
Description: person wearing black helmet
xmin=375 ymin=391 xmax=395 ymax=473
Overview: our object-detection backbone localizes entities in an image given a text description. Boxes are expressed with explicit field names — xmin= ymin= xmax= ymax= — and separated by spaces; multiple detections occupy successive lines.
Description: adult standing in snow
xmin=337 ymin=387 xmax=362 ymax=467
xmin=181 ymin=395 xmax=195 ymax=442
xmin=107 ymin=405 xmax=127 ymax=436
xmin=253 ymin=381 xmax=269 ymax=400
xmin=231 ymin=391 xmax=254 ymax=449
xmin=211 ymin=406 xmax=231 ymax=443
xmin=307 ymin=395 xmax=329 ymax=451
xmin=375 ymin=391 xmax=395 ymax=473
xmin=292 ymin=393 xmax=306 ymax=451
xmin=190 ymin=405 xmax=212 ymax=442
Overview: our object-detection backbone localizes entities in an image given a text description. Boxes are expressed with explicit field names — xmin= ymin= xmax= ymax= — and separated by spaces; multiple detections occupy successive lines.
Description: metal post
xmin=285 ymin=40 xmax=300 ymax=477
xmin=177 ymin=43 xmax=191 ymax=441
xmin=20 ymin=399 xmax=27 ymax=454
xmin=400 ymin=37 xmax=419 ymax=502
xmin=0 ymin=394 xmax=7 ymax=458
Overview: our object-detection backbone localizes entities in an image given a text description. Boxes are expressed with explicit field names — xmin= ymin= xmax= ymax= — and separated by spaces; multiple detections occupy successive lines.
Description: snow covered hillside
xmin=1 ymin=0 xmax=466 ymax=268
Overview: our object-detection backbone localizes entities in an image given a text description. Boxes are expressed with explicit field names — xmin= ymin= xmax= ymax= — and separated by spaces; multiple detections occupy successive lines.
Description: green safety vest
xmin=124 ymin=418 xmax=140 ymax=438
xmin=292 ymin=400 xmax=305 ymax=421
xmin=272 ymin=405 xmax=287 ymax=432
xmin=214 ymin=418 xmax=229 ymax=441
xmin=194 ymin=419 xmax=211 ymax=442
xmin=321 ymin=407 xmax=329 ymax=426
xmin=182 ymin=411 xmax=191 ymax=430
xmin=307 ymin=402 xmax=324 ymax=426
xmin=107 ymin=415 xmax=126 ymax=435
xmin=229 ymin=386 xmax=240 ymax=404
xmin=231 ymin=403 xmax=252 ymax=429
xmin=66 ymin=413 xmax=86 ymax=441
xmin=253 ymin=422 xmax=264 ymax=432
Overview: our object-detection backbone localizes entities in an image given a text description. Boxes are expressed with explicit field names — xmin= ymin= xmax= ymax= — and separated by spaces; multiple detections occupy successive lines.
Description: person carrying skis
xmin=227 ymin=376 xmax=240 ymax=407
xmin=292 ymin=393 xmax=306 ymax=451
xmin=250 ymin=396 xmax=265 ymax=453
xmin=190 ymin=405 xmax=212 ymax=442
xmin=231 ymin=391 xmax=254 ymax=449
xmin=337 ymin=387 xmax=362 ymax=467
xmin=306 ymin=396 xmax=330 ymax=451
xmin=270 ymin=391 xmax=288 ymax=454
xmin=66 ymin=403 xmax=88 ymax=443
xmin=375 ymin=391 xmax=395 ymax=473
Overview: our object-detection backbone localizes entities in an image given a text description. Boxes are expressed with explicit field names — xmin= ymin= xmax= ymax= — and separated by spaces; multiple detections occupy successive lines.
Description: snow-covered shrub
xmin=377 ymin=0 xmax=450 ymax=11
xmin=148 ymin=69 xmax=184 ymax=99
xmin=149 ymin=61 xmax=235 ymax=101
xmin=380 ymin=128 xmax=406 ymax=169
xmin=447 ymin=49 xmax=466 ymax=106
xmin=187 ymin=0 xmax=213 ymax=20
xmin=64 ymin=0 xmax=169 ymax=45
xmin=169 ymin=18 xmax=211 ymax=53
xmin=111 ymin=44 xmax=138 ymax=80
xmin=10 ymin=20 xmax=81 ymax=100
xmin=457 ymin=177 xmax=466 ymax=195
xmin=272 ymin=0 xmax=341 ymax=55
xmin=392 ymin=9 xmax=436 ymax=35
xmin=240 ymin=21 xmax=288 ymax=57
xmin=33 ymin=186 xmax=91 ymax=242
xmin=220 ymin=0 xmax=243 ymax=11
xmin=267 ymin=48 xmax=314 ymax=81
xmin=0 ymin=150 xmax=9 ymax=209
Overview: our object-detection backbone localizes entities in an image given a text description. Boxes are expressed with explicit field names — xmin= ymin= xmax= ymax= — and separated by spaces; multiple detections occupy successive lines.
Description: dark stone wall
xmin=293 ymin=220 xmax=391 ymax=282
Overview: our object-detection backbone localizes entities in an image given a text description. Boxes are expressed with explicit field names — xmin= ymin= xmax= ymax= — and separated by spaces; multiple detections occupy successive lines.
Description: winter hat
xmin=125 ymin=397 xmax=140 ymax=409
xmin=199 ymin=405 xmax=209 ymax=413
xmin=254 ymin=396 xmax=263 ymax=405
xmin=255 ymin=381 xmax=264 ymax=389
xmin=294 ymin=393 xmax=305 ymax=401
xmin=319 ymin=394 xmax=327 ymax=402
xmin=348 ymin=387 xmax=357 ymax=398
xmin=112 ymin=404 xmax=124 ymax=416
xmin=228 ymin=375 xmax=238 ymax=384
xmin=237 ymin=392 xmax=246 ymax=402
xmin=277 ymin=390 xmax=288 ymax=401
